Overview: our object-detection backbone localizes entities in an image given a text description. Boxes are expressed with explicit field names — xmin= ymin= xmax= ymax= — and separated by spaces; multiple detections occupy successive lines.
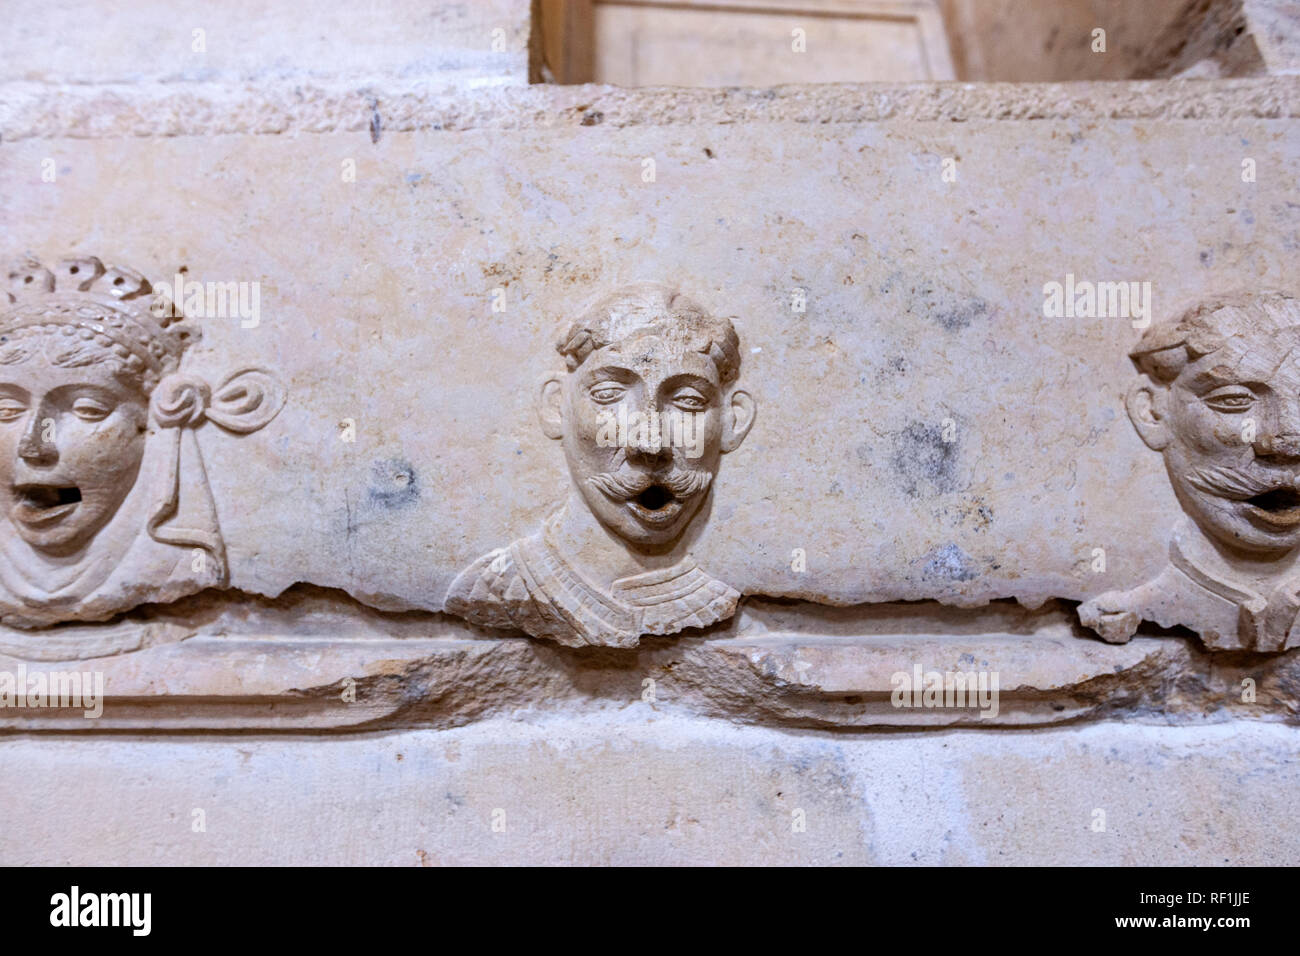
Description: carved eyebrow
xmin=660 ymin=373 xmax=718 ymax=397
xmin=1185 ymin=366 xmax=1251 ymax=390
xmin=0 ymin=383 xmax=31 ymax=400
xmin=582 ymin=365 xmax=640 ymax=384
xmin=48 ymin=383 xmax=121 ymax=402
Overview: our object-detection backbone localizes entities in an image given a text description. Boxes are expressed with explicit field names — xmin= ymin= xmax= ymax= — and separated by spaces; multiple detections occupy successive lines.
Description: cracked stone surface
xmin=2 ymin=0 xmax=1299 ymax=864
xmin=4 ymin=80 xmax=1297 ymax=642
xmin=0 ymin=588 xmax=1294 ymax=731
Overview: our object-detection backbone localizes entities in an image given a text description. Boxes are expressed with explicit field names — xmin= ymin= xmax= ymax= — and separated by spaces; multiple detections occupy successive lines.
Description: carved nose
xmin=17 ymin=420 xmax=57 ymax=465
xmin=625 ymin=410 xmax=672 ymax=467
xmin=626 ymin=439 xmax=671 ymax=467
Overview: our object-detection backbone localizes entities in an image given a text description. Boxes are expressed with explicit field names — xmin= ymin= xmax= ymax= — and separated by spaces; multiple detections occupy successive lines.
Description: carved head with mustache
xmin=538 ymin=283 xmax=756 ymax=549
xmin=1127 ymin=292 xmax=1300 ymax=557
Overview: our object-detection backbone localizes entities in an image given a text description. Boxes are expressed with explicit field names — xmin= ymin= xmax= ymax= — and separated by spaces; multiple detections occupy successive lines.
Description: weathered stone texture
xmin=1 ymin=718 xmax=1295 ymax=864
xmin=2 ymin=2 xmax=1299 ymax=864
xmin=0 ymin=0 xmax=531 ymax=89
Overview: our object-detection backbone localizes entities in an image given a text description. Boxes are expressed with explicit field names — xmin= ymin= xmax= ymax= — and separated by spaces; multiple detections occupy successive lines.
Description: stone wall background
xmin=5 ymin=82 xmax=1295 ymax=612
xmin=2 ymin=0 xmax=1298 ymax=865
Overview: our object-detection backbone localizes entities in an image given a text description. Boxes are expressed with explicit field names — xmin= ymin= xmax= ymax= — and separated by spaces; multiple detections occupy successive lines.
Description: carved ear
xmin=720 ymin=388 xmax=756 ymax=453
xmin=205 ymin=367 xmax=287 ymax=434
xmin=538 ymin=375 xmax=564 ymax=440
xmin=1125 ymin=375 xmax=1170 ymax=451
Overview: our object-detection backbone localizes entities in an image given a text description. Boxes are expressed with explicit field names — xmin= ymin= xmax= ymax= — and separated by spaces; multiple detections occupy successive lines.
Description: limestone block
xmin=0 ymin=588 xmax=1294 ymax=731
xmin=0 ymin=0 xmax=532 ymax=89
xmin=1 ymin=717 xmax=1296 ymax=864
xmin=1245 ymin=0 xmax=1300 ymax=74
xmin=2 ymin=79 xmax=1298 ymax=654
xmin=0 ymin=52 xmax=1298 ymax=869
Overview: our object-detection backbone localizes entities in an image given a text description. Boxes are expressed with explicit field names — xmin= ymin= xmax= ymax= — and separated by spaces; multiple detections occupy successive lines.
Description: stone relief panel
xmin=0 ymin=89 xmax=1294 ymax=663
xmin=1079 ymin=292 xmax=1300 ymax=651
xmin=445 ymin=283 xmax=756 ymax=647
xmin=0 ymin=256 xmax=286 ymax=628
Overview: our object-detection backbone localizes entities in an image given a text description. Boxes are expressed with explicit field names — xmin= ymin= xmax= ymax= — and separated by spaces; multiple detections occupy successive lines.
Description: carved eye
xmin=1202 ymin=388 xmax=1256 ymax=413
xmin=671 ymin=388 xmax=709 ymax=412
xmin=589 ymin=383 xmax=626 ymax=404
xmin=0 ymin=398 xmax=26 ymax=423
xmin=71 ymin=397 xmax=112 ymax=422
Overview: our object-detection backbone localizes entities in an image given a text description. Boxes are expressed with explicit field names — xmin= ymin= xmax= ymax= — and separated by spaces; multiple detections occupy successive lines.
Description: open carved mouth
xmin=636 ymin=485 xmax=674 ymax=511
xmin=626 ymin=484 xmax=684 ymax=525
xmin=1244 ymin=487 xmax=1300 ymax=528
xmin=12 ymin=484 xmax=82 ymax=524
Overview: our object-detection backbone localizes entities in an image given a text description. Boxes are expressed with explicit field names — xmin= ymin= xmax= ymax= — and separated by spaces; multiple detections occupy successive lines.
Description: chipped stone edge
xmin=0 ymin=591 xmax=1294 ymax=733
xmin=1 ymin=77 xmax=1298 ymax=142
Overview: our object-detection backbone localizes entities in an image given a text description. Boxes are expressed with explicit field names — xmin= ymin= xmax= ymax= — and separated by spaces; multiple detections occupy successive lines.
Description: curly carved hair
xmin=1130 ymin=291 xmax=1300 ymax=383
xmin=556 ymin=282 xmax=742 ymax=385
xmin=0 ymin=323 xmax=157 ymax=395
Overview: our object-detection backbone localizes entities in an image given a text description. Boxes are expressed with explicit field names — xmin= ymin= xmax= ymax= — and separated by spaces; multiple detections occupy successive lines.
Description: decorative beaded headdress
xmin=3 ymin=255 xmax=195 ymax=392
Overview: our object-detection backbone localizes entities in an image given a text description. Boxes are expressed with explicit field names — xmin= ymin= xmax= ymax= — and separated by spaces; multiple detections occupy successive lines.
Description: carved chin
xmin=1191 ymin=495 xmax=1300 ymax=555
xmin=8 ymin=486 xmax=113 ymax=554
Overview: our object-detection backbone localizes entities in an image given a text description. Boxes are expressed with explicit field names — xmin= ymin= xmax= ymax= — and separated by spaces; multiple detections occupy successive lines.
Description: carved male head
xmin=539 ymin=282 xmax=756 ymax=549
xmin=0 ymin=257 xmax=195 ymax=556
xmin=1127 ymin=292 xmax=1300 ymax=557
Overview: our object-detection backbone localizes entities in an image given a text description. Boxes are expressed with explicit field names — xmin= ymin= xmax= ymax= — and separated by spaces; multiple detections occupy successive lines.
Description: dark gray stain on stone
xmin=920 ymin=543 xmax=977 ymax=582
xmin=890 ymin=421 xmax=962 ymax=497
xmin=877 ymin=271 xmax=990 ymax=332
xmin=934 ymin=297 xmax=988 ymax=331
xmin=368 ymin=458 xmax=418 ymax=509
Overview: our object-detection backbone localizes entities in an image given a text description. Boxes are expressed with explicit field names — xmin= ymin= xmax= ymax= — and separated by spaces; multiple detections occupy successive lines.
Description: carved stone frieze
xmin=1080 ymin=292 xmax=1300 ymax=651
xmin=0 ymin=256 xmax=286 ymax=628
xmin=445 ymin=283 xmax=755 ymax=647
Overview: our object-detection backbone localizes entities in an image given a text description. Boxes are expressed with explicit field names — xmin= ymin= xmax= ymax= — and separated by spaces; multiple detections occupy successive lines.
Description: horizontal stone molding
xmin=0 ymin=590 xmax=1293 ymax=732
xmin=4 ymin=76 xmax=1299 ymax=657
xmin=2 ymin=77 xmax=1299 ymax=142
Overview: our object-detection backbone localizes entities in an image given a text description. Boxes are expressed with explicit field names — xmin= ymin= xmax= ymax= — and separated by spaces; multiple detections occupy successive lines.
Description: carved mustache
xmin=586 ymin=468 xmax=713 ymax=502
xmin=1186 ymin=466 xmax=1300 ymax=500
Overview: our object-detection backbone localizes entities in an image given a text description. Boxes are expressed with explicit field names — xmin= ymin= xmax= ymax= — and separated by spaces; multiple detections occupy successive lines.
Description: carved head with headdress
xmin=0 ymin=255 xmax=284 ymax=626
